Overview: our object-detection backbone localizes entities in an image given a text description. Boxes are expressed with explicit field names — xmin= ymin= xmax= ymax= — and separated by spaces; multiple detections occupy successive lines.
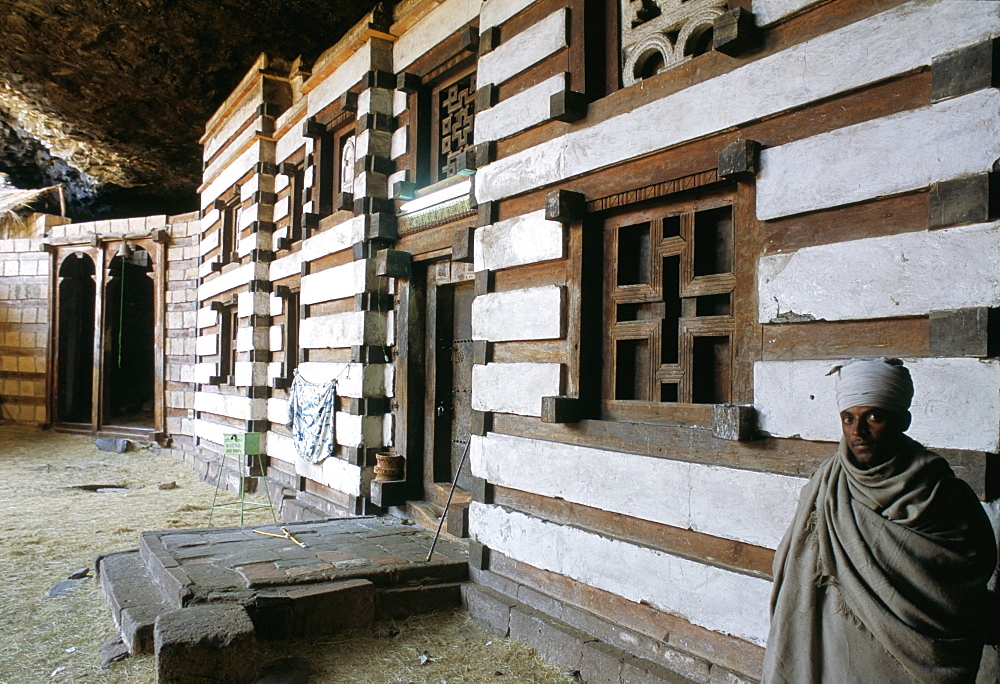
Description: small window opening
xmin=693 ymin=205 xmax=733 ymax=276
xmin=617 ymin=222 xmax=652 ymax=285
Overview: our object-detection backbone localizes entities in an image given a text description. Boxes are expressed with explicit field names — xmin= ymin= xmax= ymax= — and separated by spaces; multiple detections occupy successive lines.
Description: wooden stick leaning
xmin=426 ymin=439 xmax=471 ymax=563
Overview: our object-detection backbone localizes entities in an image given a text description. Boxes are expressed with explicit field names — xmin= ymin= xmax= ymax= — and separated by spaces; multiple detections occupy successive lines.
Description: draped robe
xmin=763 ymin=438 xmax=997 ymax=683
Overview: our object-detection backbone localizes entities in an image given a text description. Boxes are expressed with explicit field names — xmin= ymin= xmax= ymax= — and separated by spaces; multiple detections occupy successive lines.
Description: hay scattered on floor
xmin=0 ymin=424 xmax=577 ymax=683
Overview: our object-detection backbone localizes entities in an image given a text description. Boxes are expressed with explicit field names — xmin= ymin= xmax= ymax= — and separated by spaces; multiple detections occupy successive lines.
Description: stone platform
xmin=97 ymin=516 xmax=468 ymax=678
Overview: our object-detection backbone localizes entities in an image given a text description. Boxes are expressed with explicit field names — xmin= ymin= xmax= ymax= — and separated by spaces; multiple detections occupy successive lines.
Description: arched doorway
xmin=55 ymin=252 xmax=96 ymax=424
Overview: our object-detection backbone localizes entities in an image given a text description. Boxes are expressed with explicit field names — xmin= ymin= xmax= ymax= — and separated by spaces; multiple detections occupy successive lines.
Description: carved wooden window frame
xmin=272 ymin=285 xmax=300 ymax=390
xmin=210 ymin=302 xmax=238 ymax=386
xmin=598 ymin=181 xmax=754 ymax=425
xmin=411 ymin=57 xmax=477 ymax=189
xmin=314 ymin=116 xmax=356 ymax=217
xmin=278 ymin=161 xmax=306 ymax=248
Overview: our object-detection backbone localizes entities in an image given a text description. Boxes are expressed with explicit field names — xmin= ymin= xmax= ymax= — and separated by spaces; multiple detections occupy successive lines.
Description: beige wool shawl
xmin=762 ymin=439 xmax=996 ymax=683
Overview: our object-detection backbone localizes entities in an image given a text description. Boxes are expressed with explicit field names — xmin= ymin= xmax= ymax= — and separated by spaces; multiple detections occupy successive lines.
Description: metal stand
xmin=208 ymin=451 xmax=277 ymax=526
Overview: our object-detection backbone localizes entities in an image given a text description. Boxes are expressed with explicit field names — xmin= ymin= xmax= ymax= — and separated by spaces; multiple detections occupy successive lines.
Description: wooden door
xmin=423 ymin=261 xmax=475 ymax=497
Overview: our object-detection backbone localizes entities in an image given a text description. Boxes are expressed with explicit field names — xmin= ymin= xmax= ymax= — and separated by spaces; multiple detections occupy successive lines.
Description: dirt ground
xmin=0 ymin=423 xmax=576 ymax=684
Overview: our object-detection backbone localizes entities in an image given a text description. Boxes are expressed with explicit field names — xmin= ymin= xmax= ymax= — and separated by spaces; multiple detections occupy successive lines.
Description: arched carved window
xmin=621 ymin=0 xmax=727 ymax=86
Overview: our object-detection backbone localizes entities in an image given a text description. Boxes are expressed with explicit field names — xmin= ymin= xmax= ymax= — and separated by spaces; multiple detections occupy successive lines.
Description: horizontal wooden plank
xmin=492 ymin=258 xmax=566 ymax=292
xmin=494 ymin=485 xmax=774 ymax=579
xmin=762 ymin=317 xmax=930 ymax=361
xmin=484 ymin=553 xmax=766 ymax=680
xmin=762 ymin=190 xmax=929 ymax=255
xmin=492 ymin=339 xmax=566 ymax=363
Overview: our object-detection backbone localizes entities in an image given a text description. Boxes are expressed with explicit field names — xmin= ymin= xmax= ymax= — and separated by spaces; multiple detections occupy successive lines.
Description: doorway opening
xmin=102 ymin=247 xmax=156 ymax=428
xmin=55 ymin=252 xmax=95 ymax=424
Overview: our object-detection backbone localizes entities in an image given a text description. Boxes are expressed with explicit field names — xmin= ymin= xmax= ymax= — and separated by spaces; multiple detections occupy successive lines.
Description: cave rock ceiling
xmin=0 ymin=0 xmax=378 ymax=218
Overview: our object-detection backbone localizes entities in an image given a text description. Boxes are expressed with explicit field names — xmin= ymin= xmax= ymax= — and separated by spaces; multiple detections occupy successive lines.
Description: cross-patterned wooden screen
xmin=602 ymin=187 xmax=738 ymax=420
xmin=437 ymin=73 xmax=476 ymax=179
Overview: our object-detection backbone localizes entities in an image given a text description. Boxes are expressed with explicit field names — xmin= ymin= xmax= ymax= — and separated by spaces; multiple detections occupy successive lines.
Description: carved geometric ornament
xmin=622 ymin=0 xmax=727 ymax=86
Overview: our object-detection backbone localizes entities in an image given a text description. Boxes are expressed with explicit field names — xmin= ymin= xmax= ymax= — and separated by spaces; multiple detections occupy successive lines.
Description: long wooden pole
xmin=426 ymin=438 xmax=471 ymax=562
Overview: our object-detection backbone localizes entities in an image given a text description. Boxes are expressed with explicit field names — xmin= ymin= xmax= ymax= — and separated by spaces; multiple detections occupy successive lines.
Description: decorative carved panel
xmin=621 ymin=0 xmax=727 ymax=86
xmin=340 ymin=135 xmax=356 ymax=195
xmin=438 ymin=73 xmax=476 ymax=179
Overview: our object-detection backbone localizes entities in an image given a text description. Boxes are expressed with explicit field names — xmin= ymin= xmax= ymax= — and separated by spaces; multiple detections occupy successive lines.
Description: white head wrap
xmin=829 ymin=358 xmax=913 ymax=413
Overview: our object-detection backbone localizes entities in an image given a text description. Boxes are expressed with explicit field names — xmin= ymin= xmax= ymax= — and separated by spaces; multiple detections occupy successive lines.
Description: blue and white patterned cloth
xmin=287 ymin=371 xmax=337 ymax=464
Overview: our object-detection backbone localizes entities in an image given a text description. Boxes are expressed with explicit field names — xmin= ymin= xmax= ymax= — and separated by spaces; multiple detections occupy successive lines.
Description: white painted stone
xmin=753 ymin=0 xmax=823 ymax=26
xmin=481 ymin=0 xmax=539 ymax=29
xmin=387 ymin=169 xmax=409 ymax=194
xmin=472 ymin=432 xmax=804 ymax=549
xmin=472 ymin=286 xmax=564 ymax=341
xmin=273 ymin=173 xmax=289 ymax=193
xmin=199 ymin=229 xmax=220 ymax=258
xmin=393 ymin=0 xmax=482 ymax=71
xmin=194 ymin=362 xmax=216 ymax=384
xmin=754 ymin=358 xmax=1000 ymax=452
xmin=269 ymin=325 xmax=282 ymax=351
xmin=301 ymin=260 xmax=371 ymax=305
xmin=271 ymin=250 xmax=303 ymax=282
xmin=240 ymin=175 xmax=260 ymax=202
xmin=758 ymin=222 xmax=1000 ymax=323
xmin=267 ymin=397 xmax=289 ymax=425
xmin=299 ymin=311 xmax=387 ymax=349
xmin=275 ymin=128 xmax=305 ymax=165
xmin=237 ymin=291 xmax=271 ymax=317
xmin=196 ymin=334 xmax=218 ymax=357
xmin=270 ymin=293 xmax=284 ymax=317
xmin=197 ymin=307 xmax=218 ymax=329
xmin=194 ymin=391 xmax=256 ymax=420
xmin=202 ymin=140 xmax=267 ymax=210
xmin=758 ymin=90 xmax=1000 ymax=220
xmin=204 ymin=95 xmax=259 ymax=161
xmin=474 ymin=0 xmax=1000 ymax=203
xmin=474 ymin=210 xmax=564 ymax=271
xmin=267 ymin=431 xmax=363 ymax=495
xmin=392 ymin=90 xmax=408 ymax=117
xmin=478 ymin=9 xmax=567 ymax=87
xmin=474 ymin=74 xmax=567 ymax=145
xmin=297 ymin=361 xmax=394 ymax=398
xmin=233 ymin=361 xmax=268 ymax=387
xmin=470 ymin=503 xmax=772 ymax=645
xmin=198 ymin=262 xmax=266 ymax=300
xmin=273 ymin=196 xmax=290 ymax=223
xmin=301 ymin=215 xmax=365 ymax=262
xmin=336 ymin=412 xmax=384 ymax=448
xmin=390 ymin=126 xmax=409 ymax=160
xmin=308 ymin=44 xmax=371 ymax=118
xmin=194 ymin=418 xmax=228 ymax=447
xmin=471 ymin=362 xmax=561 ymax=416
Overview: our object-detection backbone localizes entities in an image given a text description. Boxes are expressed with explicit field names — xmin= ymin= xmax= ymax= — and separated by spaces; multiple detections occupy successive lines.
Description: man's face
xmin=839 ymin=405 xmax=906 ymax=467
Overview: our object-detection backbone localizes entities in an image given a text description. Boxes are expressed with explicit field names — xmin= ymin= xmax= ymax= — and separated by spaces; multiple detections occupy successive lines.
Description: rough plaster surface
xmin=269 ymin=251 xmax=302 ymax=281
xmin=196 ymin=307 xmax=218 ymax=329
xmin=308 ymin=44 xmax=371 ymax=118
xmin=266 ymin=431 xmax=362 ymax=494
xmin=753 ymin=0 xmax=824 ymax=26
xmin=299 ymin=311 xmax=387 ymax=349
xmin=470 ymin=503 xmax=772 ymax=645
xmin=757 ymin=89 xmax=1000 ymax=220
xmin=193 ymin=391 xmax=258 ymax=421
xmin=198 ymin=263 xmax=266 ymax=300
xmin=758 ymin=222 xmax=1000 ymax=323
xmin=754 ymin=358 xmax=1000 ymax=451
xmin=474 ymin=74 xmax=566 ymax=145
xmin=481 ymin=0 xmax=539 ymax=29
xmin=301 ymin=260 xmax=371 ymax=305
xmin=394 ymin=0 xmax=482 ymax=71
xmin=471 ymin=362 xmax=560 ymax=416
xmin=471 ymin=286 xmax=564 ymax=341
xmin=474 ymin=0 xmax=1000 ymax=203
xmin=471 ymin=432 xmax=804 ymax=549
xmin=301 ymin=216 xmax=365 ymax=263
xmin=474 ymin=210 xmax=564 ymax=271
xmin=195 ymin=334 xmax=217 ymax=357
xmin=296 ymin=361 xmax=394 ymax=398
xmin=478 ymin=9 xmax=567 ymax=87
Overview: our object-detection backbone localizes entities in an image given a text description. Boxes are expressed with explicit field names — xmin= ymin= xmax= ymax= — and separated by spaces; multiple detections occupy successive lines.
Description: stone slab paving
xmin=137 ymin=516 xmax=468 ymax=606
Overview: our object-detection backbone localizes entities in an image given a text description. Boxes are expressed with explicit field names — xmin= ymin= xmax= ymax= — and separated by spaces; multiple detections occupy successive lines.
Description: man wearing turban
xmin=762 ymin=358 xmax=997 ymax=683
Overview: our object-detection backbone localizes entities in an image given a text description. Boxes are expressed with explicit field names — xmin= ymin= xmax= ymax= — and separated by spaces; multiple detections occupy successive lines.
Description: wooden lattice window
xmin=435 ymin=72 xmax=476 ymax=181
xmin=602 ymin=186 xmax=746 ymax=422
